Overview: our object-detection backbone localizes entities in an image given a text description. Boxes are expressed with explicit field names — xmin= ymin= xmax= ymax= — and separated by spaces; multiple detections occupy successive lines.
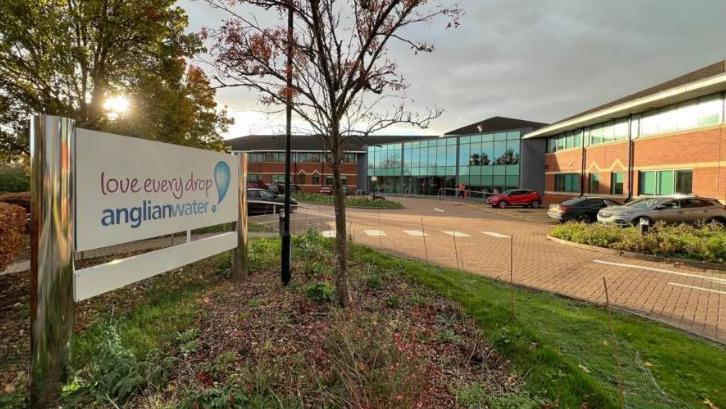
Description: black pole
xmin=281 ymin=2 xmax=293 ymax=285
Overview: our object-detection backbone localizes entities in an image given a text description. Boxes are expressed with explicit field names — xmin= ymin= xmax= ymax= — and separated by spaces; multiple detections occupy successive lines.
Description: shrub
xmin=0 ymin=192 xmax=30 ymax=212
xmin=63 ymin=325 xmax=175 ymax=406
xmin=293 ymin=192 xmax=404 ymax=209
xmin=305 ymin=281 xmax=335 ymax=303
xmin=552 ymin=221 xmax=726 ymax=263
xmin=324 ymin=313 xmax=429 ymax=408
xmin=0 ymin=202 xmax=25 ymax=271
xmin=0 ymin=165 xmax=29 ymax=193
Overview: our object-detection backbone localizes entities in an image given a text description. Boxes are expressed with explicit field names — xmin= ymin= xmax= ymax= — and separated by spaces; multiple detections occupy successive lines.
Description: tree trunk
xmin=332 ymin=162 xmax=353 ymax=307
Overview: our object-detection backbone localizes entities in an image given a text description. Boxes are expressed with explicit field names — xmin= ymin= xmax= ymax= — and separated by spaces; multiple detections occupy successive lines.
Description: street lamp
xmin=281 ymin=2 xmax=294 ymax=285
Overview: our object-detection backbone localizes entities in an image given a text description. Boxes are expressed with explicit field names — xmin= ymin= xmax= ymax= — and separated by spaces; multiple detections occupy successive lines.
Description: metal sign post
xmin=232 ymin=153 xmax=249 ymax=279
xmin=28 ymin=115 xmax=249 ymax=406
xmin=30 ymin=115 xmax=75 ymax=407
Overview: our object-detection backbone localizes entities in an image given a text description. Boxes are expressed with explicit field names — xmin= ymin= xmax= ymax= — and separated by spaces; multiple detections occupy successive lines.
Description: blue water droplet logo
xmin=212 ymin=161 xmax=231 ymax=213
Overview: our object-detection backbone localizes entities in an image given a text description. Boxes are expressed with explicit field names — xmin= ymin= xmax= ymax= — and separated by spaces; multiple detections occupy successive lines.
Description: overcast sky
xmin=181 ymin=0 xmax=726 ymax=138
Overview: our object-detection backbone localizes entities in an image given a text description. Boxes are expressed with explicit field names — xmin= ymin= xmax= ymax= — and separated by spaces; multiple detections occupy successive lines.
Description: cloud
xmin=181 ymin=0 xmax=726 ymax=138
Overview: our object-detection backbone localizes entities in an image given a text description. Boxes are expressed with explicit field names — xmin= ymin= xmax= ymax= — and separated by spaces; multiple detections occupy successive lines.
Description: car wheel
xmin=529 ymin=200 xmax=541 ymax=209
xmin=706 ymin=217 xmax=725 ymax=226
xmin=578 ymin=213 xmax=593 ymax=223
xmin=498 ymin=201 xmax=508 ymax=209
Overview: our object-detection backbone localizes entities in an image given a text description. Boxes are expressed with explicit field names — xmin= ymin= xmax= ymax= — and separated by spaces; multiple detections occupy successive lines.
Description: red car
xmin=487 ymin=189 xmax=541 ymax=209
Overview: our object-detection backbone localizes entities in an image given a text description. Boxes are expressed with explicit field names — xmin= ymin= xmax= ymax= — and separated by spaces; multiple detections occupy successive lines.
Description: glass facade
xmin=546 ymin=92 xmax=725 ymax=153
xmin=611 ymin=172 xmax=624 ymax=195
xmin=367 ymin=130 xmax=523 ymax=195
xmin=248 ymin=152 xmax=358 ymax=163
xmin=638 ymin=169 xmax=692 ymax=195
xmin=554 ymin=173 xmax=580 ymax=193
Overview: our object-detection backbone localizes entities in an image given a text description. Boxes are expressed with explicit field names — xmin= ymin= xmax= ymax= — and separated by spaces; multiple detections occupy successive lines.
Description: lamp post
xmin=281 ymin=1 xmax=293 ymax=285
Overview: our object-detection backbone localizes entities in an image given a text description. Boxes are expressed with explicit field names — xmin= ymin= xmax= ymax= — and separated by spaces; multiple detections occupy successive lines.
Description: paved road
xmin=295 ymin=197 xmax=726 ymax=343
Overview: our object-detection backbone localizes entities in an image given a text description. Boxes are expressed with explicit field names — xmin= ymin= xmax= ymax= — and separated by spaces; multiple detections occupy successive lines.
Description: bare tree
xmin=206 ymin=0 xmax=461 ymax=307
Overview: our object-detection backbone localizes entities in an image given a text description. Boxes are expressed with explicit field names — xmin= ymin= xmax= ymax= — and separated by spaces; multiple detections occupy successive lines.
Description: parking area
xmin=293 ymin=196 xmax=726 ymax=343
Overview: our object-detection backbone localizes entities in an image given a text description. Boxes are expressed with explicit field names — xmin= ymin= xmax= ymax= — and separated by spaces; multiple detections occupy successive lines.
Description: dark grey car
xmin=597 ymin=196 xmax=726 ymax=226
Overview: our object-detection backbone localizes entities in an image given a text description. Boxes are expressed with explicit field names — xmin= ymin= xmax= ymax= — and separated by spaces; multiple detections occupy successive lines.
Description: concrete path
xmin=295 ymin=197 xmax=726 ymax=343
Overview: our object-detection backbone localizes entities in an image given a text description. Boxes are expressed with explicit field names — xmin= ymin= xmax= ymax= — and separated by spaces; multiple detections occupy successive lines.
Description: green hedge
xmin=294 ymin=192 xmax=404 ymax=209
xmin=551 ymin=222 xmax=726 ymax=263
xmin=0 ymin=165 xmax=29 ymax=193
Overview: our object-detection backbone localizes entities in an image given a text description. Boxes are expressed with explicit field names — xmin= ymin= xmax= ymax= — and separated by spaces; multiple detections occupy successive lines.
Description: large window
xmin=589 ymin=173 xmax=600 ymax=194
xmin=638 ymin=169 xmax=692 ymax=195
xmin=271 ymin=174 xmax=285 ymax=183
xmin=640 ymin=93 xmax=723 ymax=137
xmin=247 ymin=173 xmax=262 ymax=182
xmin=554 ymin=173 xmax=580 ymax=193
xmin=312 ymin=174 xmax=320 ymax=184
xmin=611 ymin=172 xmax=624 ymax=195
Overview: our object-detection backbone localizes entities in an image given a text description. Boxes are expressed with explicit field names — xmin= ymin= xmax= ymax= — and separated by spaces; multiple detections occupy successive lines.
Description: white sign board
xmin=75 ymin=128 xmax=239 ymax=252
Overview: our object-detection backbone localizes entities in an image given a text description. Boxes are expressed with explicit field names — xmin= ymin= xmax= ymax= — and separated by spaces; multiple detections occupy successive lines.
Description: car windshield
xmin=625 ymin=198 xmax=666 ymax=209
xmin=502 ymin=190 xmax=515 ymax=195
xmin=562 ymin=198 xmax=585 ymax=205
xmin=260 ymin=190 xmax=277 ymax=200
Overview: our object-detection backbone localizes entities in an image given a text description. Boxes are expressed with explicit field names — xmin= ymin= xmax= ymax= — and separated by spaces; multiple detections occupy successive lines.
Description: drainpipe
xmin=580 ymin=129 xmax=586 ymax=197
xmin=626 ymin=116 xmax=634 ymax=202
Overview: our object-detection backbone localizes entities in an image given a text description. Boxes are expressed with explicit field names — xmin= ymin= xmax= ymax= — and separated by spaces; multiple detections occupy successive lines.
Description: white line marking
xmin=668 ymin=282 xmax=726 ymax=295
xmin=442 ymin=230 xmax=471 ymax=237
xmin=404 ymin=230 xmax=429 ymax=237
xmin=321 ymin=230 xmax=336 ymax=238
xmin=481 ymin=231 xmax=510 ymax=239
xmin=593 ymin=260 xmax=726 ymax=284
xmin=434 ymin=208 xmax=445 ymax=212
xmin=364 ymin=230 xmax=386 ymax=237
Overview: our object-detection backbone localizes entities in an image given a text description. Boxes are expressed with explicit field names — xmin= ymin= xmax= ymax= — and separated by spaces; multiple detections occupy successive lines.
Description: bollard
xmin=638 ymin=217 xmax=650 ymax=235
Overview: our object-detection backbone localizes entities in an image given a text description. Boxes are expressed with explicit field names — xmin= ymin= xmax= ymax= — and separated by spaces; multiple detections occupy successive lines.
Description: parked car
xmin=247 ymin=188 xmax=298 ymax=216
xmin=547 ymin=197 xmax=621 ymax=223
xmin=487 ymin=189 xmax=541 ymax=208
xmin=597 ymin=196 xmax=726 ymax=226
xmin=268 ymin=183 xmax=302 ymax=195
xmin=319 ymin=185 xmax=350 ymax=195
xmin=247 ymin=179 xmax=268 ymax=190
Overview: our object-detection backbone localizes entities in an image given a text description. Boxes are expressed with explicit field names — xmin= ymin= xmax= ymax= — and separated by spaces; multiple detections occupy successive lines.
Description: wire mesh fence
xmin=266 ymin=201 xmax=722 ymax=408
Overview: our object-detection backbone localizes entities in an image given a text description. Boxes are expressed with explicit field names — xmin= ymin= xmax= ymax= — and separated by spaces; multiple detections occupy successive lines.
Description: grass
xmin=551 ymin=221 xmax=726 ymax=263
xmin=352 ymin=245 xmax=726 ymax=408
xmin=10 ymin=234 xmax=718 ymax=408
xmin=294 ymin=192 xmax=404 ymax=209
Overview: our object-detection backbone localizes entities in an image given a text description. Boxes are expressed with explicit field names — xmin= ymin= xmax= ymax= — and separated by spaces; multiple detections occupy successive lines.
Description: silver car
xmin=597 ymin=196 xmax=726 ymax=226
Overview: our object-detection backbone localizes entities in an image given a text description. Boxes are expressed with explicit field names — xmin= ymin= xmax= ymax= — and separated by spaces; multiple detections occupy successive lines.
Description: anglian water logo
xmin=212 ymin=160 xmax=231 ymax=213
xmin=99 ymin=160 xmax=233 ymax=228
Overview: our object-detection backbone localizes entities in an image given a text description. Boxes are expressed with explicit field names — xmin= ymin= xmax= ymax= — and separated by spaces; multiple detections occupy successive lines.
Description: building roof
xmin=225 ymin=134 xmax=428 ymax=152
xmin=525 ymin=60 xmax=726 ymax=139
xmin=444 ymin=116 xmax=548 ymax=135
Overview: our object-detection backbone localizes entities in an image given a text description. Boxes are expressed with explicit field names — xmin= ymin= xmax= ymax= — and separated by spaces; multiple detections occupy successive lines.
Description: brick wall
xmin=247 ymin=161 xmax=359 ymax=192
xmin=543 ymin=124 xmax=726 ymax=204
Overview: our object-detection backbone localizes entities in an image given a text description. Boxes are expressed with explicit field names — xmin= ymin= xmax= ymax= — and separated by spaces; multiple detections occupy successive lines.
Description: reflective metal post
xmin=30 ymin=115 xmax=75 ymax=407
xmin=232 ymin=153 xmax=248 ymax=279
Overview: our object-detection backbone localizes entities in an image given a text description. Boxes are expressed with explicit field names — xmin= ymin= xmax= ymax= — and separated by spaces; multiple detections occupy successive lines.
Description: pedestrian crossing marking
xmin=404 ymin=230 xmax=429 ymax=237
xmin=364 ymin=230 xmax=386 ymax=237
xmin=442 ymin=230 xmax=470 ymax=237
xmin=481 ymin=231 xmax=510 ymax=239
xmin=321 ymin=230 xmax=336 ymax=238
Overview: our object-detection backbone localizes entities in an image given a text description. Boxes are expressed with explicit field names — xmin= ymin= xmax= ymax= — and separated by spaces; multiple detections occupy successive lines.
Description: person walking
xmin=458 ymin=183 xmax=466 ymax=198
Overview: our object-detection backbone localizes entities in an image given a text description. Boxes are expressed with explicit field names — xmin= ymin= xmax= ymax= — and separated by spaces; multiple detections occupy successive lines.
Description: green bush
xmin=293 ymin=192 xmax=404 ymax=209
xmin=0 ymin=165 xmax=29 ymax=193
xmin=552 ymin=221 xmax=726 ymax=263
xmin=304 ymin=281 xmax=335 ymax=303
xmin=63 ymin=325 xmax=175 ymax=406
